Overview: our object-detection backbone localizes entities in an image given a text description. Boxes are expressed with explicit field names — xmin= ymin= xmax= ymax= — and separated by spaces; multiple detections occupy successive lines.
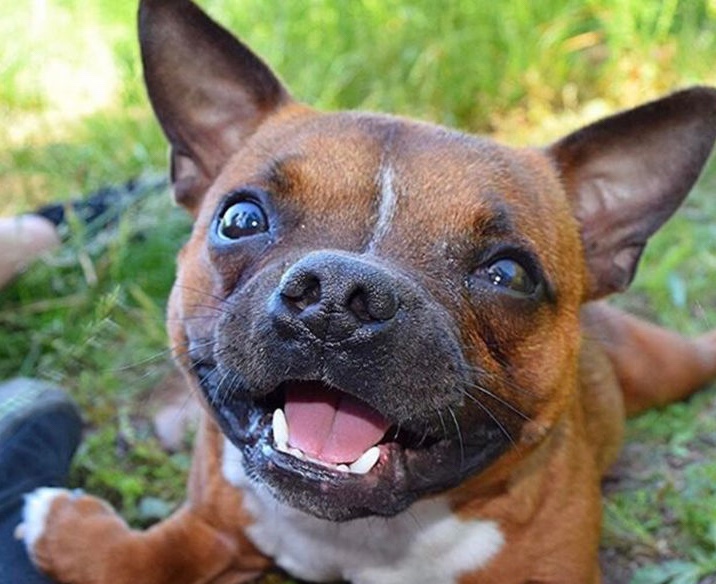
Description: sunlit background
xmin=3 ymin=0 xmax=716 ymax=211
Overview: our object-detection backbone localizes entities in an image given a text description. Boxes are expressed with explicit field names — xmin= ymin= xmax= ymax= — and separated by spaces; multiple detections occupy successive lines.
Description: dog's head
xmin=139 ymin=0 xmax=716 ymax=520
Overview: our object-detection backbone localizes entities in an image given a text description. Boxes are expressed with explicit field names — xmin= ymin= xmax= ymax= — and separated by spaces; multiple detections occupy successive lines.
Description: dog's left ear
xmin=548 ymin=87 xmax=716 ymax=300
xmin=139 ymin=0 xmax=292 ymax=214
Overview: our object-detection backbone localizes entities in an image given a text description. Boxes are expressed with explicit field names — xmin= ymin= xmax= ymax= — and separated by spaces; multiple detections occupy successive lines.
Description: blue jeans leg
xmin=0 ymin=402 xmax=82 ymax=583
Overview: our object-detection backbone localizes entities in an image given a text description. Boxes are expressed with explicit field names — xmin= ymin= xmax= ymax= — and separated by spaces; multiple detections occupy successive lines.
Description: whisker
xmin=174 ymin=283 xmax=238 ymax=308
xmin=466 ymin=364 xmax=539 ymax=401
xmin=415 ymin=425 xmax=430 ymax=448
xmin=435 ymin=408 xmax=449 ymax=441
xmin=468 ymin=396 xmax=516 ymax=446
xmin=184 ymin=303 xmax=234 ymax=317
xmin=461 ymin=385 xmax=532 ymax=423
xmin=199 ymin=366 xmax=218 ymax=406
xmin=111 ymin=348 xmax=175 ymax=372
xmin=447 ymin=406 xmax=465 ymax=471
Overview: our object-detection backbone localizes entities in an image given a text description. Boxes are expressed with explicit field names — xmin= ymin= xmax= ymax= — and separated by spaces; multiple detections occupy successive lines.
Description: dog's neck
xmin=222 ymin=438 xmax=504 ymax=583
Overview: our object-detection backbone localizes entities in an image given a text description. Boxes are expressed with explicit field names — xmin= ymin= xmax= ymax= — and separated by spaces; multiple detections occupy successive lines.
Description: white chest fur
xmin=223 ymin=440 xmax=504 ymax=583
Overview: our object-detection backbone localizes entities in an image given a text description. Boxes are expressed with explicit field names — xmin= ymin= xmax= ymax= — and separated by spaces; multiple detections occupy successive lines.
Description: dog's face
xmin=140 ymin=0 xmax=716 ymax=521
xmin=171 ymin=111 xmax=585 ymax=519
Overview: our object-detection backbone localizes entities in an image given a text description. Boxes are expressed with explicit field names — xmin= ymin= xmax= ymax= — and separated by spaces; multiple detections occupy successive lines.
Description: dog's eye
xmin=483 ymin=258 xmax=537 ymax=295
xmin=217 ymin=200 xmax=268 ymax=240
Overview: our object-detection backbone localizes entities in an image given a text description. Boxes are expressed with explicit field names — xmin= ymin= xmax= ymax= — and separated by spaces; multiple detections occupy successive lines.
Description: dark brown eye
xmin=484 ymin=258 xmax=537 ymax=296
xmin=217 ymin=200 xmax=268 ymax=240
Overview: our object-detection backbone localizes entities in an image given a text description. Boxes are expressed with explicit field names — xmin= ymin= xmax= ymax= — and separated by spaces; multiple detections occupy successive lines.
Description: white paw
xmin=18 ymin=487 xmax=71 ymax=556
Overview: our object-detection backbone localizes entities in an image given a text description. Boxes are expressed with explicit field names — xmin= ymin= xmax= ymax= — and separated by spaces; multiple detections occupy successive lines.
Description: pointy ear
xmin=548 ymin=87 xmax=716 ymax=300
xmin=139 ymin=0 xmax=292 ymax=214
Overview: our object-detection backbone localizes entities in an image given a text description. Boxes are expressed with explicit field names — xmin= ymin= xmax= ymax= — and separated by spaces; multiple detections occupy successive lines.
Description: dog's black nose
xmin=271 ymin=251 xmax=399 ymax=342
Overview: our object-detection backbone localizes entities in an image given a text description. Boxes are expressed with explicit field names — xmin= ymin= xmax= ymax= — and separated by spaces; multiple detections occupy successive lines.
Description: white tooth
xmin=288 ymin=447 xmax=305 ymax=460
xmin=348 ymin=446 xmax=380 ymax=474
xmin=272 ymin=409 xmax=289 ymax=450
xmin=336 ymin=464 xmax=349 ymax=473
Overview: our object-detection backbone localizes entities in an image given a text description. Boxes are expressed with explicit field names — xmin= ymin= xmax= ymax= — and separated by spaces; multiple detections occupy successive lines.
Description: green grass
xmin=1 ymin=1 xmax=716 ymax=583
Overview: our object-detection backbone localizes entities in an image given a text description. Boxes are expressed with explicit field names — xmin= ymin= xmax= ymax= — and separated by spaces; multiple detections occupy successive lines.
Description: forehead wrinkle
xmin=478 ymin=200 xmax=551 ymax=260
xmin=254 ymin=152 xmax=306 ymax=194
xmin=473 ymin=200 xmax=516 ymax=240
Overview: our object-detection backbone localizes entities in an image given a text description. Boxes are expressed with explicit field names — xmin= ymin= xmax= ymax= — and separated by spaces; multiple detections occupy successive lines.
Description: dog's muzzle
xmin=191 ymin=250 xmax=511 ymax=520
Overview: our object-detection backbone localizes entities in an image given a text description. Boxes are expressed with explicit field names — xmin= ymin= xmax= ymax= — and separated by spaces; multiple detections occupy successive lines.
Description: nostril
xmin=295 ymin=279 xmax=321 ymax=311
xmin=281 ymin=274 xmax=321 ymax=311
xmin=348 ymin=285 xmax=398 ymax=322
xmin=348 ymin=288 xmax=372 ymax=322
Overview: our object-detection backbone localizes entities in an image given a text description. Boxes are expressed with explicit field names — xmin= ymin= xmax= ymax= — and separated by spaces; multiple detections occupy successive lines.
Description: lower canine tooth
xmin=348 ymin=446 xmax=380 ymax=474
xmin=336 ymin=464 xmax=349 ymax=472
xmin=272 ymin=409 xmax=289 ymax=450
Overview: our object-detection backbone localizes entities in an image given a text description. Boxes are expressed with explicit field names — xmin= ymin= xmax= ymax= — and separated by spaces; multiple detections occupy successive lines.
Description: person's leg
xmin=0 ymin=379 xmax=82 ymax=583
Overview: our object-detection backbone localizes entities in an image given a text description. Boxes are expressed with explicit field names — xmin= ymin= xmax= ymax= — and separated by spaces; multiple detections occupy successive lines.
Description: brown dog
xmin=20 ymin=1 xmax=716 ymax=582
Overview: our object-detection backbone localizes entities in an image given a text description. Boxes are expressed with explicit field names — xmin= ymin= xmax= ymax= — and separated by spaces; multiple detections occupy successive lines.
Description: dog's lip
xmin=214 ymin=387 xmax=412 ymax=482
xmin=193 ymin=358 xmax=511 ymax=518
xmin=223 ymin=379 xmax=433 ymax=478
xmin=193 ymin=361 xmax=443 ymax=478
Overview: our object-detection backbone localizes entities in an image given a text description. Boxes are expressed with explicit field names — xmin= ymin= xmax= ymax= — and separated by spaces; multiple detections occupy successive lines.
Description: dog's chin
xmin=194 ymin=362 xmax=510 ymax=521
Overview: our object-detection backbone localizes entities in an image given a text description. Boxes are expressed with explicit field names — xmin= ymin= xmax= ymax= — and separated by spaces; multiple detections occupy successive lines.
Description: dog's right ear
xmin=548 ymin=87 xmax=716 ymax=300
xmin=139 ymin=0 xmax=292 ymax=214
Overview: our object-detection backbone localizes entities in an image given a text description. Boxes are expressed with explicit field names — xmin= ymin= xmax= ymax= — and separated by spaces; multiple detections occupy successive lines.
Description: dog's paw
xmin=19 ymin=487 xmax=72 ymax=560
xmin=17 ymin=487 xmax=124 ymax=583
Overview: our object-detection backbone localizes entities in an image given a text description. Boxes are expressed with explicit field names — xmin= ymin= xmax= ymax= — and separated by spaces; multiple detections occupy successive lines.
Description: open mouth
xmin=205 ymin=368 xmax=440 ymax=478
xmin=273 ymin=381 xmax=391 ymax=474
xmin=194 ymin=359 xmax=508 ymax=520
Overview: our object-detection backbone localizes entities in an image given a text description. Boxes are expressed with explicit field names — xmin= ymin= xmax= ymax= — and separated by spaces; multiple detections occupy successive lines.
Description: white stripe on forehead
xmin=367 ymin=164 xmax=399 ymax=252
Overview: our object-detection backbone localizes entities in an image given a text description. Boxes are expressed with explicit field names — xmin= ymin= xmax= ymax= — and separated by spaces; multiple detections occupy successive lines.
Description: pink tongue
xmin=284 ymin=382 xmax=390 ymax=464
